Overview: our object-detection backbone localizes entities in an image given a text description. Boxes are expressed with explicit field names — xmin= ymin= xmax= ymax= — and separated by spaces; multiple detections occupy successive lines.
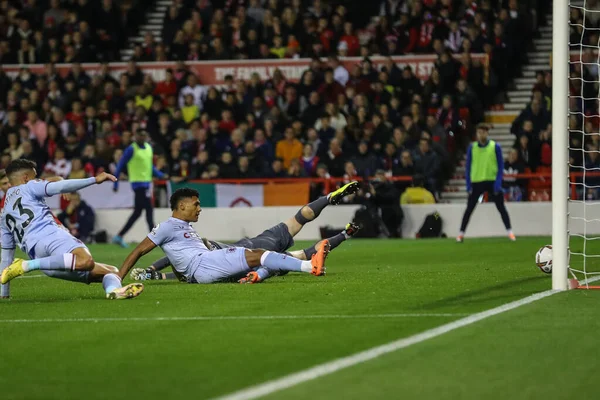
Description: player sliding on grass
xmin=131 ymin=183 xmax=360 ymax=282
xmin=0 ymin=160 xmax=144 ymax=300
xmin=119 ymin=182 xmax=360 ymax=284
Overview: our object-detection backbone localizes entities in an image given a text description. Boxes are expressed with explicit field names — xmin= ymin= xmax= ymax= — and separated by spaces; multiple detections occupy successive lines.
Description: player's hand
xmin=95 ymin=172 xmax=117 ymax=184
xmin=62 ymin=193 xmax=71 ymax=202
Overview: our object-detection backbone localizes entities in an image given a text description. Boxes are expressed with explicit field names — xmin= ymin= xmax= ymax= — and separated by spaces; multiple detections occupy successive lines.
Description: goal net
xmin=562 ymin=0 xmax=600 ymax=289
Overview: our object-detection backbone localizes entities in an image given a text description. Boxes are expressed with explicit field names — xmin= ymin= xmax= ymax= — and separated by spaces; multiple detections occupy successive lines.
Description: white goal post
xmin=552 ymin=0 xmax=569 ymax=290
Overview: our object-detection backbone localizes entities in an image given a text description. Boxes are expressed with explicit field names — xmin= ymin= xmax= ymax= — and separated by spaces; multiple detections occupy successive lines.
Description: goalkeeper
xmin=457 ymin=124 xmax=515 ymax=243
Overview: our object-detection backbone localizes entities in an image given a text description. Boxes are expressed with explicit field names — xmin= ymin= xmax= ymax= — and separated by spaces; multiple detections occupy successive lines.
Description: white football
xmin=536 ymin=245 xmax=553 ymax=274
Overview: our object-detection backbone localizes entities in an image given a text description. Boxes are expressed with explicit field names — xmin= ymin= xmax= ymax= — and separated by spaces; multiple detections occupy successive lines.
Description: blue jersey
xmin=1 ymin=180 xmax=63 ymax=254
xmin=0 ymin=178 xmax=97 ymax=255
xmin=147 ymin=217 xmax=210 ymax=280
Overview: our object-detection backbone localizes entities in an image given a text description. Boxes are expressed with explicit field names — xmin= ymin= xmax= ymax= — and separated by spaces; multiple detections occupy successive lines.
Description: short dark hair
xmin=5 ymin=159 xmax=37 ymax=178
xmin=169 ymin=188 xmax=199 ymax=211
xmin=476 ymin=123 xmax=490 ymax=131
xmin=0 ymin=169 xmax=6 ymax=180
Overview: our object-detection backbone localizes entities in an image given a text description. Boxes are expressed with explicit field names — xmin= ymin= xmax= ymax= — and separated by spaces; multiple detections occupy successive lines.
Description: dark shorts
xmin=210 ymin=222 xmax=295 ymax=254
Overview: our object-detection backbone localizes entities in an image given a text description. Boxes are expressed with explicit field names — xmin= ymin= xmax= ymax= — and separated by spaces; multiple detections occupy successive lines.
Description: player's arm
xmin=30 ymin=173 xmax=117 ymax=198
xmin=465 ymin=144 xmax=473 ymax=193
xmin=1 ymin=219 xmax=16 ymax=298
xmin=494 ymin=143 xmax=504 ymax=193
xmin=113 ymin=146 xmax=134 ymax=191
xmin=118 ymin=237 xmax=157 ymax=280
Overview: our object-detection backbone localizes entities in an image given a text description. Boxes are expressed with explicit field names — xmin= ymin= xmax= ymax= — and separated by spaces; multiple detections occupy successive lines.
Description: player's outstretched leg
xmin=103 ymin=272 xmax=144 ymax=300
xmin=285 ymin=181 xmax=359 ymax=237
xmin=238 ymin=241 xmax=330 ymax=284
xmin=290 ymin=222 xmax=360 ymax=261
xmin=1 ymin=248 xmax=95 ymax=284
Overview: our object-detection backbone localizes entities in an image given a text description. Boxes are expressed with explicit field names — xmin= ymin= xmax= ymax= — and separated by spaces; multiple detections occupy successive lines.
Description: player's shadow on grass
xmin=416 ymin=276 xmax=548 ymax=310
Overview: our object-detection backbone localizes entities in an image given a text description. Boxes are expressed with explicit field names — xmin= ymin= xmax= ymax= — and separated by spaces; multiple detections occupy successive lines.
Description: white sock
xmin=102 ymin=273 xmax=122 ymax=294
xmin=300 ymin=261 xmax=313 ymax=273
xmin=508 ymin=230 xmax=514 ymax=235
xmin=458 ymin=231 xmax=465 ymax=236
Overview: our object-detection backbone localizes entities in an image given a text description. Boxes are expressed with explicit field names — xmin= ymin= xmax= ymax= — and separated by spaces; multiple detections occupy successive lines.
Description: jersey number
xmin=5 ymin=197 xmax=34 ymax=243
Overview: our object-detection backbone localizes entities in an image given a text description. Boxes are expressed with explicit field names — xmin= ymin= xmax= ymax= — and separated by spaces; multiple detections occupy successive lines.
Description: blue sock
xmin=1 ymin=283 xmax=9 ymax=298
xmin=23 ymin=254 xmax=76 ymax=272
xmin=260 ymin=251 xmax=312 ymax=274
xmin=255 ymin=267 xmax=271 ymax=281
xmin=102 ymin=273 xmax=122 ymax=294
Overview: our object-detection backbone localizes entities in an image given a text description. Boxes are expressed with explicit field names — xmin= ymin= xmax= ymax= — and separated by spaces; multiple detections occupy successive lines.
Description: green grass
xmin=0 ymin=238 xmax=599 ymax=400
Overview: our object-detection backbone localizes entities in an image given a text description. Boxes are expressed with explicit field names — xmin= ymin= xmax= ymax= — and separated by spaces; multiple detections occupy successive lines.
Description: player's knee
xmin=105 ymin=265 xmax=118 ymax=274
xmin=77 ymin=255 xmax=95 ymax=271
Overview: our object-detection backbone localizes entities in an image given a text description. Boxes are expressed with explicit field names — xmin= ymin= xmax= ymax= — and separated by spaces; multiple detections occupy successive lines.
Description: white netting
xmin=568 ymin=0 xmax=600 ymax=285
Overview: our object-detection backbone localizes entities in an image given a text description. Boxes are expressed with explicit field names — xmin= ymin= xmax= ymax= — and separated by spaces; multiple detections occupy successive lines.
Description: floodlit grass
xmin=0 ymin=238 xmax=598 ymax=400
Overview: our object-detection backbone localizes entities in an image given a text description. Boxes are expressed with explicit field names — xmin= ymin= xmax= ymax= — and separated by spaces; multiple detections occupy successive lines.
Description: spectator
xmin=182 ymin=94 xmax=200 ymax=124
xmin=68 ymin=157 xmax=87 ymax=179
xmin=276 ymin=127 xmax=303 ymax=169
xmin=329 ymin=55 xmax=349 ymax=86
xmin=413 ymin=137 xmax=440 ymax=193
xmin=503 ymin=148 xmax=526 ymax=201
xmin=401 ymin=175 xmax=436 ymax=204
xmin=514 ymin=133 xmax=533 ymax=169
xmin=270 ymin=158 xmax=287 ymax=178
xmin=511 ymin=98 xmax=550 ymax=138
xmin=300 ymin=143 xmax=319 ymax=176
xmin=23 ymin=110 xmax=47 ymax=147
xmin=367 ymin=170 xmax=402 ymax=237
xmin=322 ymin=138 xmax=346 ymax=177
xmin=43 ymin=148 xmax=71 ymax=178
xmin=179 ymin=75 xmax=208 ymax=110
xmin=219 ymin=151 xmax=237 ymax=178
xmin=352 ymin=141 xmax=378 ymax=177
xmin=58 ymin=192 xmax=95 ymax=243
xmin=318 ymin=69 xmax=345 ymax=104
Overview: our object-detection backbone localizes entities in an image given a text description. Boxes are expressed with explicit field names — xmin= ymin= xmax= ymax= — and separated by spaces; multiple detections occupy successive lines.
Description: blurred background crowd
xmin=1 ymin=0 xmax=590 ymax=209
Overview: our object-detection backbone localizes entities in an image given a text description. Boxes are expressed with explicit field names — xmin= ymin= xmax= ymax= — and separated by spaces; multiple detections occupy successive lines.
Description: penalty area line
xmin=214 ymin=277 xmax=600 ymax=400
xmin=0 ymin=313 xmax=468 ymax=324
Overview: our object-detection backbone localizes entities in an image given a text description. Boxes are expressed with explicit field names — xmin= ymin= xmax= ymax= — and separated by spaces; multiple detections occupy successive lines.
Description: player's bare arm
xmin=118 ymin=237 xmax=157 ymax=280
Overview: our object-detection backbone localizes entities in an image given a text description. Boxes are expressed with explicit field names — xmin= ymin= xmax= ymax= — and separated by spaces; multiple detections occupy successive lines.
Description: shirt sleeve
xmin=152 ymin=166 xmax=166 ymax=179
xmin=147 ymin=223 xmax=170 ymax=246
xmin=494 ymin=143 xmax=504 ymax=190
xmin=114 ymin=146 xmax=134 ymax=189
xmin=26 ymin=179 xmax=54 ymax=199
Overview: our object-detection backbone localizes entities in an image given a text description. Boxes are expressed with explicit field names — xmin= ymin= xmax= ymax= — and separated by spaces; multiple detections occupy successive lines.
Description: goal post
xmin=552 ymin=0 xmax=569 ymax=291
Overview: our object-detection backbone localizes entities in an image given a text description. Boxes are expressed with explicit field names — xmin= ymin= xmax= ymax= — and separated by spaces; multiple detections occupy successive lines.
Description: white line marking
xmin=0 ymin=313 xmax=468 ymax=323
xmin=215 ymin=276 xmax=600 ymax=400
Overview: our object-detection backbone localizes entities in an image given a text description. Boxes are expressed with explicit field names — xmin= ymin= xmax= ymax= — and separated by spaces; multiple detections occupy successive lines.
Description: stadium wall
xmin=95 ymin=202 xmax=598 ymax=242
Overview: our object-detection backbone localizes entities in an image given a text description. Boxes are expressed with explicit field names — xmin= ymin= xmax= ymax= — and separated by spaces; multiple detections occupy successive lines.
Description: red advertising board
xmin=1 ymin=54 xmax=488 ymax=85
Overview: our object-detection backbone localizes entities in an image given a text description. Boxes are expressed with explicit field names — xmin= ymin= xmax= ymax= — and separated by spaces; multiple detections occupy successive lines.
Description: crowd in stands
xmin=0 ymin=0 xmax=151 ymax=63
xmin=0 ymin=0 xmax=549 ymax=202
xmin=505 ymin=4 xmax=600 ymax=201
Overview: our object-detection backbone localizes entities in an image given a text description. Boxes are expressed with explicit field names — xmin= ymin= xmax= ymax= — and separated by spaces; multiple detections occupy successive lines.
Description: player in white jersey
xmin=0 ymin=159 xmax=144 ymax=299
xmin=131 ymin=182 xmax=361 ymax=282
xmin=117 ymin=186 xmax=356 ymax=284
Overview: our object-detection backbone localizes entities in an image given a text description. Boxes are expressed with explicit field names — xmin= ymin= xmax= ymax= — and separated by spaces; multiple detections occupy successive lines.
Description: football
xmin=535 ymin=245 xmax=553 ymax=274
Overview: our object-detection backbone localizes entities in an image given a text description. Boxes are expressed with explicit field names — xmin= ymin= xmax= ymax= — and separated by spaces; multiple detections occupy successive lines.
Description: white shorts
xmin=29 ymin=228 xmax=90 ymax=284
xmin=190 ymin=247 xmax=250 ymax=283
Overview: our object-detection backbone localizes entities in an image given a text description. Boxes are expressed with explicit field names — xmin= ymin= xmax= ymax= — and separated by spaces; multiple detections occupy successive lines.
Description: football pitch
xmin=1 ymin=237 xmax=599 ymax=400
